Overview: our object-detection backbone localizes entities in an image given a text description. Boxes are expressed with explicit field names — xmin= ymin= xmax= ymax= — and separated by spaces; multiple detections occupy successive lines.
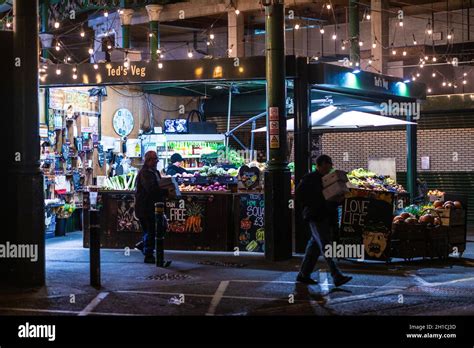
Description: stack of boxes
xmin=322 ymin=170 xmax=351 ymax=202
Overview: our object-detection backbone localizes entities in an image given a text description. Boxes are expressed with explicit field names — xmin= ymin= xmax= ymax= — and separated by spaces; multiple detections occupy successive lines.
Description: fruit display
xmin=347 ymin=168 xmax=406 ymax=193
xmin=428 ymin=189 xmax=445 ymax=197
xmin=197 ymin=166 xmax=238 ymax=177
xmin=178 ymin=182 xmax=229 ymax=192
xmin=393 ymin=210 xmax=441 ymax=226
xmin=437 ymin=200 xmax=463 ymax=210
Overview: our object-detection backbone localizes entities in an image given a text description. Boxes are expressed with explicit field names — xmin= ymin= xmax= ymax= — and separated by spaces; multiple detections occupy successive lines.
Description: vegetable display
xmin=104 ymin=172 xmax=137 ymax=191
xmin=347 ymin=168 xmax=406 ymax=193
xmin=178 ymin=183 xmax=229 ymax=192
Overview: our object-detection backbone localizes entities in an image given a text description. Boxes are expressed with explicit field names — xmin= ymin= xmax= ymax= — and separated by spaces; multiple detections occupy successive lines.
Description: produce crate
xmin=437 ymin=208 xmax=465 ymax=226
xmin=447 ymin=226 xmax=467 ymax=255
xmin=425 ymin=226 xmax=449 ymax=259
xmin=390 ymin=223 xmax=427 ymax=259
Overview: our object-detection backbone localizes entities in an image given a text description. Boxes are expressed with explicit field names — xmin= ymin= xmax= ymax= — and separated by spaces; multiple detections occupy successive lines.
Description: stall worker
xmin=166 ymin=153 xmax=188 ymax=176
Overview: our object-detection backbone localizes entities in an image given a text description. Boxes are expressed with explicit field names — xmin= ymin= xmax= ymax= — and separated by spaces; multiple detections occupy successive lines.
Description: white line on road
xmin=229 ymin=279 xmax=406 ymax=289
xmin=207 ymin=281 xmax=229 ymax=316
xmin=0 ymin=307 xmax=145 ymax=316
xmin=319 ymin=272 xmax=330 ymax=292
xmin=78 ymin=292 xmax=109 ymax=316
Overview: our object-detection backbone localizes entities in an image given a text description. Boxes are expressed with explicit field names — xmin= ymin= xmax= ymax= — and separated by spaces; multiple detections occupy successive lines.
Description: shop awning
xmin=252 ymin=105 xmax=416 ymax=132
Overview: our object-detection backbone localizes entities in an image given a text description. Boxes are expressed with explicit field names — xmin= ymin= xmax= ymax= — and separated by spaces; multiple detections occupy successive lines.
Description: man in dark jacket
xmin=135 ymin=151 xmax=168 ymax=263
xmin=295 ymin=155 xmax=352 ymax=287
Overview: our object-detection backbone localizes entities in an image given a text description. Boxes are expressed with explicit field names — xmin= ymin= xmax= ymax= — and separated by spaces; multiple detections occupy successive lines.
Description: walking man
xmin=296 ymin=155 xmax=352 ymax=287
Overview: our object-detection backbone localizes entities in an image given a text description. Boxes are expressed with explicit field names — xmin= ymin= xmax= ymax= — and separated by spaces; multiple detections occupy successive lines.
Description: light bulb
xmin=157 ymin=49 xmax=161 ymax=54
xmin=149 ymin=33 xmax=153 ymax=37
xmin=188 ymin=50 xmax=193 ymax=58
xmin=392 ymin=49 xmax=397 ymax=55
xmin=294 ymin=23 xmax=300 ymax=30
xmin=6 ymin=22 xmax=11 ymax=28
xmin=158 ymin=62 xmax=163 ymax=69
xmin=464 ymin=72 xmax=467 ymax=76
xmin=368 ymin=59 xmax=373 ymax=65
xmin=428 ymin=88 xmax=432 ymax=93
xmin=402 ymin=50 xmax=407 ymax=56
xmin=448 ymin=82 xmax=452 ymax=87
xmin=88 ymin=48 xmax=94 ymax=55
xmin=433 ymin=57 xmax=437 ymax=62
xmin=55 ymin=44 xmax=60 ymax=51
xmin=326 ymin=3 xmax=331 ymax=10
xmin=206 ymin=41 xmax=211 ymax=46
xmin=119 ymin=9 xmax=124 ymax=15
xmin=56 ymin=68 xmax=61 ymax=75
xmin=416 ymin=73 xmax=420 ymax=77
xmin=413 ymin=40 xmax=417 ymax=45
xmin=235 ymin=9 xmax=240 ymax=15
xmin=160 ymin=54 xmax=164 ymax=59
xmin=54 ymin=21 xmax=60 ymax=29
xmin=104 ymin=11 xmax=109 ymax=18
xmin=80 ymin=31 xmax=85 ymax=38
xmin=332 ymin=34 xmax=337 ymax=40
xmin=424 ymin=56 xmax=429 ymax=60
xmin=442 ymin=82 xmax=447 ymax=86
xmin=447 ymin=33 xmax=452 ymax=40
xmin=372 ymin=42 xmax=377 ymax=48
xmin=399 ymin=21 xmax=404 ymax=27
xmin=359 ymin=41 xmax=363 ymax=46
xmin=463 ymin=80 xmax=467 ymax=84
xmin=123 ymin=58 xmax=130 ymax=68
xmin=67 ymin=57 xmax=71 ymax=61
xmin=427 ymin=29 xmax=432 ymax=35
xmin=366 ymin=14 xmax=371 ymax=20
xmin=320 ymin=28 xmax=325 ymax=34
xmin=72 ymin=67 xmax=77 ymax=72
xmin=412 ymin=76 xmax=416 ymax=81
xmin=93 ymin=64 xmax=99 ymax=70
xmin=72 ymin=73 xmax=78 ymax=80
xmin=341 ymin=45 xmax=346 ymax=50
xmin=432 ymin=72 xmax=436 ymax=77
xmin=107 ymin=44 xmax=112 ymax=50
xmin=210 ymin=33 xmax=215 ymax=40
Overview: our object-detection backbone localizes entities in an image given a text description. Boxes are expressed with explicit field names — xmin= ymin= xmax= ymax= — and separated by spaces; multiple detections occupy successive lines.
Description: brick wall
xmin=320 ymin=128 xmax=474 ymax=172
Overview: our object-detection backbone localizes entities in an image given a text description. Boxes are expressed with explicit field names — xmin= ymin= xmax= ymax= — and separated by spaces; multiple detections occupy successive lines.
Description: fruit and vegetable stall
xmin=335 ymin=169 xmax=468 ymax=261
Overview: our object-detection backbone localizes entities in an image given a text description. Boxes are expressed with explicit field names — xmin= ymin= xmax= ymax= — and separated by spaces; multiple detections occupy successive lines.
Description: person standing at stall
xmin=295 ymin=154 xmax=352 ymax=287
xmin=135 ymin=151 xmax=168 ymax=263
xmin=166 ymin=153 xmax=188 ymax=176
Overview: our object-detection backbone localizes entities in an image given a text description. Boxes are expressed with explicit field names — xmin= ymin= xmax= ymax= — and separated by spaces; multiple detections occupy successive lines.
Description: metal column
xmin=349 ymin=0 xmax=360 ymax=65
xmin=10 ymin=0 xmax=45 ymax=286
xmin=293 ymin=57 xmax=311 ymax=253
xmin=406 ymin=110 xmax=417 ymax=203
xmin=263 ymin=0 xmax=292 ymax=261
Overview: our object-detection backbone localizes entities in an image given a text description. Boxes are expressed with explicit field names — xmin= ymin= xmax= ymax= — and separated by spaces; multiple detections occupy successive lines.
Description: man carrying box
xmin=295 ymin=155 xmax=352 ymax=287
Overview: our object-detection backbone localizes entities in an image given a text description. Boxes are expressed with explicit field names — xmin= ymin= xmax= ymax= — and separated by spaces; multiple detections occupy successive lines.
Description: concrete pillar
xmin=146 ymin=4 xmax=163 ymax=61
xmin=119 ymin=8 xmax=134 ymax=49
xmin=228 ymin=10 xmax=245 ymax=57
xmin=371 ymin=0 xmax=389 ymax=74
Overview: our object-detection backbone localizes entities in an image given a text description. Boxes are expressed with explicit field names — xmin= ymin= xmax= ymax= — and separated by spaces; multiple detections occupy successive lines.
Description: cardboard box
xmin=323 ymin=180 xmax=350 ymax=202
xmin=159 ymin=177 xmax=181 ymax=199
xmin=322 ymin=170 xmax=348 ymax=188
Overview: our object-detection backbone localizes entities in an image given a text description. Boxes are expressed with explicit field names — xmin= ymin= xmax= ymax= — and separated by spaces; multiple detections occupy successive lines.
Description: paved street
xmin=1 ymin=231 xmax=473 ymax=316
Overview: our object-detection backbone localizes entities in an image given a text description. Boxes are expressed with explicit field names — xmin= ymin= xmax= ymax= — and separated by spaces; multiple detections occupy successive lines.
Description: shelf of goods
xmin=40 ymin=88 xmax=102 ymax=238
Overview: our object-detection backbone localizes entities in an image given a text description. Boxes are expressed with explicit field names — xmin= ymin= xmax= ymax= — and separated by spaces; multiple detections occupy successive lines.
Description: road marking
xmin=206 ymin=281 xmax=230 ymax=316
xmin=78 ymin=292 xmax=109 ymax=316
xmin=229 ymin=279 xmax=405 ymax=289
xmin=319 ymin=272 xmax=330 ymax=292
xmin=0 ymin=307 xmax=144 ymax=316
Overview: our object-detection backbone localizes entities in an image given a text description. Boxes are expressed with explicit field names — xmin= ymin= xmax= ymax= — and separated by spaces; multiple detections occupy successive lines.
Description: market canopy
xmin=252 ymin=105 xmax=416 ymax=132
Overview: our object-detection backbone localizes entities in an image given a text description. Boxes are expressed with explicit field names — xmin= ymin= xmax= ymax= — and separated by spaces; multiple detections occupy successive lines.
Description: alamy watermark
xmin=324 ymin=242 xmax=365 ymax=261
xmin=0 ymin=242 xmax=38 ymax=262
xmin=18 ymin=322 xmax=56 ymax=341
xmin=380 ymin=99 xmax=421 ymax=120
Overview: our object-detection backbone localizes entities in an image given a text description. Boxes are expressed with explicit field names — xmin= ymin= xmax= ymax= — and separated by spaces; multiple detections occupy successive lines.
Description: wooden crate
xmin=437 ymin=208 xmax=465 ymax=226
xmin=391 ymin=223 xmax=427 ymax=259
xmin=425 ymin=226 xmax=449 ymax=259
xmin=447 ymin=226 xmax=467 ymax=244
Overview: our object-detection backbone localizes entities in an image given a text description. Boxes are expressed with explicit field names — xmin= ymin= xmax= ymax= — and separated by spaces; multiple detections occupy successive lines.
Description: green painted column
xmin=406 ymin=112 xmax=417 ymax=202
xmin=263 ymin=0 xmax=292 ymax=261
xmin=40 ymin=0 xmax=50 ymax=59
xmin=119 ymin=8 xmax=134 ymax=49
xmin=146 ymin=4 xmax=163 ymax=61
xmin=349 ymin=0 xmax=360 ymax=65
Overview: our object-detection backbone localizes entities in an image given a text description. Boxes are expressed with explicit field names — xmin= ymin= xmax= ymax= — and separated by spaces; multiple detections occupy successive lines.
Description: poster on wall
xmin=116 ymin=195 xmax=140 ymax=232
xmin=239 ymin=194 xmax=265 ymax=252
xmin=339 ymin=189 xmax=394 ymax=260
xmin=165 ymin=196 xmax=207 ymax=234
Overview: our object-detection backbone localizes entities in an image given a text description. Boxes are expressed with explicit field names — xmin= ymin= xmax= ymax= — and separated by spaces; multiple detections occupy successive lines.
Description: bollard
xmin=89 ymin=209 xmax=101 ymax=288
xmin=155 ymin=202 xmax=171 ymax=268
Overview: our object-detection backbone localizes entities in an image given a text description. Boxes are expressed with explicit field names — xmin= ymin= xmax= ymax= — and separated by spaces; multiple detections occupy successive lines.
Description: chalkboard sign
xmin=165 ymin=196 xmax=207 ymax=234
xmin=238 ymin=194 xmax=265 ymax=252
xmin=340 ymin=189 xmax=394 ymax=260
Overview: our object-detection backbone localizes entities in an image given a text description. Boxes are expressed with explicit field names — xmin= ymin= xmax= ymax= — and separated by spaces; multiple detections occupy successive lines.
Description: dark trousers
xmin=139 ymin=216 xmax=155 ymax=257
xmin=299 ymin=219 xmax=343 ymax=280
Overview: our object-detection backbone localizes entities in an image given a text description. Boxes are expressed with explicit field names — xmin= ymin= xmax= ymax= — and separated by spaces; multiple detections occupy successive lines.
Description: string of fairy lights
xmin=1 ymin=0 xmax=472 ymax=94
